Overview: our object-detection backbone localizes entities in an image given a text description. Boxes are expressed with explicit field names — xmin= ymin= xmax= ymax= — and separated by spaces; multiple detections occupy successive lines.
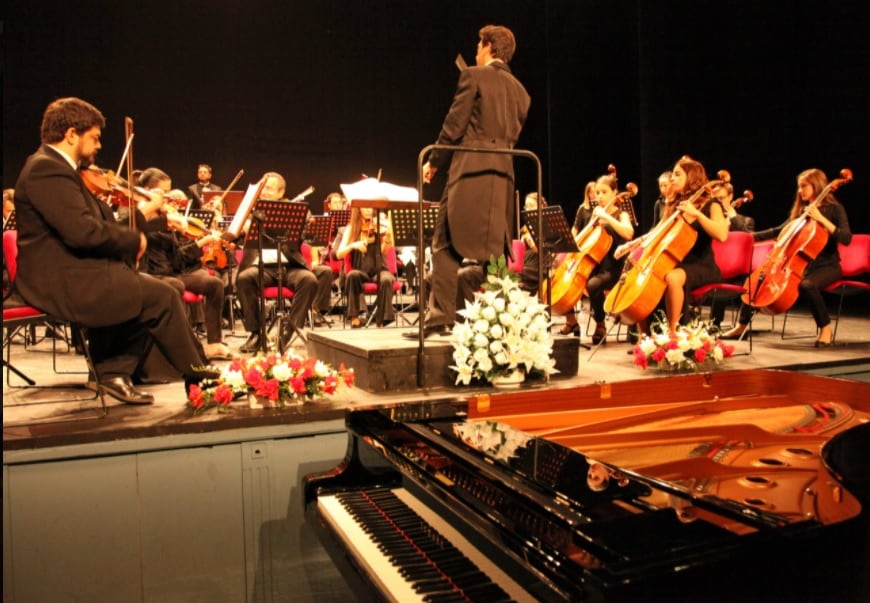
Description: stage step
xmin=306 ymin=328 xmax=580 ymax=393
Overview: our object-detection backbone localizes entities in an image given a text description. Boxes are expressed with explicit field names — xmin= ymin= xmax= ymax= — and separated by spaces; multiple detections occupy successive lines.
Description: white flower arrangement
xmin=450 ymin=255 xmax=557 ymax=385
xmin=453 ymin=420 xmax=532 ymax=462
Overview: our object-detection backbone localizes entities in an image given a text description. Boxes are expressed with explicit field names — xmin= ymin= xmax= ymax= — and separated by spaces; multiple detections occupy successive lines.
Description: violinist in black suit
xmin=406 ymin=24 xmax=531 ymax=339
xmin=12 ymin=97 xmax=216 ymax=404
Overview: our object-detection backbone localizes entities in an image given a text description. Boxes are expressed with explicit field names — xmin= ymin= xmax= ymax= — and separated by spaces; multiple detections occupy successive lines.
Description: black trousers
xmin=87 ymin=273 xmax=207 ymax=379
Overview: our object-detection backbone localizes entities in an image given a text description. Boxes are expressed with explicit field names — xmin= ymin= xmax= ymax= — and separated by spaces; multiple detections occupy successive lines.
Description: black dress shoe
xmin=101 ymin=376 xmax=155 ymax=405
xmin=240 ymin=332 xmax=261 ymax=354
xmin=402 ymin=324 xmax=452 ymax=340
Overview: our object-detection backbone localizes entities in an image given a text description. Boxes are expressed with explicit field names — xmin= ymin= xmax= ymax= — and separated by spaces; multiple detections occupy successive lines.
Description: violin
xmin=741 ymin=168 xmax=852 ymax=315
xmin=604 ymin=169 xmax=730 ymax=325
xmin=546 ymin=168 xmax=638 ymax=316
xmin=80 ymin=165 xmax=142 ymax=208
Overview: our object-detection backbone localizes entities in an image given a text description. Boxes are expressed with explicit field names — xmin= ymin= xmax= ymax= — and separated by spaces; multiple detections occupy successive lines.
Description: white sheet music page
xmin=340 ymin=177 xmax=418 ymax=204
xmin=226 ymin=181 xmax=264 ymax=238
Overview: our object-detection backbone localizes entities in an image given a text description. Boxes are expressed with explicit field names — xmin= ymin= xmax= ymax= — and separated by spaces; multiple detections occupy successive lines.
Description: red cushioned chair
xmin=689 ymin=231 xmax=755 ymax=353
xmin=823 ymin=234 xmax=870 ymax=343
xmin=3 ymin=229 xmax=107 ymax=416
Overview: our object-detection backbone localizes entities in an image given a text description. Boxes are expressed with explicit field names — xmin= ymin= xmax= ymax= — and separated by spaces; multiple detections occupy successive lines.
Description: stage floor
xmin=4 ymin=303 xmax=869 ymax=450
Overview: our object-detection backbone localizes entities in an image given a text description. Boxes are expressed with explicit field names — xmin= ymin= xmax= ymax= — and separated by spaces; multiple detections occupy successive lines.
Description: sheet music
xmin=340 ymin=178 xmax=418 ymax=204
xmin=226 ymin=181 xmax=265 ymax=238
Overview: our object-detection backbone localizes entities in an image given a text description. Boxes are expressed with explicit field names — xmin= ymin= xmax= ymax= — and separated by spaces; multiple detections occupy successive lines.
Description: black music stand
xmin=390 ymin=207 xmax=438 ymax=247
xmin=187 ymin=209 xmax=215 ymax=230
xmin=245 ymin=201 xmax=310 ymax=353
xmin=302 ymin=215 xmax=331 ymax=248
xmin=3 ymin=210 xmax=16 ymax=231
xmin=522 ymin=206 xmax=585 ymax=346
xmin=328 ymin=209 xmax=350 ymax=237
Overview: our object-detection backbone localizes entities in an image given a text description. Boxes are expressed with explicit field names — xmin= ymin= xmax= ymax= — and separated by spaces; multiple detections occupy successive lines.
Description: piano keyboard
xmin=318 ymin=487 xmax=536 ymax=602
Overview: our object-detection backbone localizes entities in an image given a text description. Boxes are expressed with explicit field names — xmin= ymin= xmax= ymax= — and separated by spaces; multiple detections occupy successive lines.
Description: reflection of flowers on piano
xmin=632 ymin=312 xmax=733 ymax=371
xmin=451 ymin=255 xmax=557 ymax=385
xmin=187 ymin=352 xmax=354 ymax=413
xmin=453 ymin=420 xmax=532 ymax=462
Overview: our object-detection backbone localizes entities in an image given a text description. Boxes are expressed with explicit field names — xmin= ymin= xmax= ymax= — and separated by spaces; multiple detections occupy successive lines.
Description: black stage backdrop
xmin=2 ymin=0 xmax=868 ymax=231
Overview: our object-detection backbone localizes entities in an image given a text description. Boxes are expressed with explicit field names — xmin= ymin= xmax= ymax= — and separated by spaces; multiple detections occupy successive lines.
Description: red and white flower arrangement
xmin=187 ymin=352 xmax=354 ymax=413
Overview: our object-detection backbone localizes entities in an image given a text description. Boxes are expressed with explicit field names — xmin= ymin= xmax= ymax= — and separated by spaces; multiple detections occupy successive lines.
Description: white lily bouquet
xmin=450 ymin=255 xmax=557 ymax=385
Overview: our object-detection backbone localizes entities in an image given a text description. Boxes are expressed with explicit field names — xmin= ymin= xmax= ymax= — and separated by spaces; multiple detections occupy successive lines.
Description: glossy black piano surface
xmin=305 ymin=370 xmax=870 ymax=602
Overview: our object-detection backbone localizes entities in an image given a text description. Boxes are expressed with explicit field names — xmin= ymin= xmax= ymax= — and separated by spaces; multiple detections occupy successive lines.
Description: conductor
xmin=405 ymin=24 xmax=530 ymax=339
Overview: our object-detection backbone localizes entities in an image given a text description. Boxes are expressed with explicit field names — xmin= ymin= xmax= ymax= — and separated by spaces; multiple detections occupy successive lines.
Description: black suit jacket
xmin=13 ymin=145 xmax=144 ymax=326
xmin=429 ymin=61 xmax=530 ymax=262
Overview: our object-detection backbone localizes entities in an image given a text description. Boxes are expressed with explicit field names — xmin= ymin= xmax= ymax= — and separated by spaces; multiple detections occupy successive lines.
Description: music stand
xmin=302 ymin=215 xmax=331 ymax=248
xmin=522 ymin=205 xmax=584 ymax=346
xmin=3 ymin=210 xmax=16 ymax=231
xmin=187 ymin=209 xmax=215 ymax=230
xmin=328 ymin=209 xmax=350 ymax=236
xmin=390 ymin=207 xmax=438 ymax=247
xmin=245 ymin=200 xmax=310 ymax=353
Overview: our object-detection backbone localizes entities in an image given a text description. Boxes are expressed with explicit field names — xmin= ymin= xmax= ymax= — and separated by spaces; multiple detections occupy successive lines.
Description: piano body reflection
xmin=305 ymin=369 xmax=870 ymax=601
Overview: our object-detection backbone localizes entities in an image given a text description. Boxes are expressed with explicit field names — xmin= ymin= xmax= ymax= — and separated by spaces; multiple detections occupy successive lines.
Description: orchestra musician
xmin=334 ymin=205 xmax=396 ymax=328
xmin=519 ymin=192 xmax=544 ymax=295
xmin=722 ymin=168 xmax=852 ymax=347
xmin=709 ymin=181 xmax=754 ymax=328
xmin=559 ymin=171 xmax=635 ymax=343
xmin=11 ymin=97 xmax=218 ymax=404
xmin=187 ymin=163 xmax=220 ymax=209
xmin=407 ymin=24 xmax=531 ymax=339
xmin=650 ymin=170 xmax=676 ymax=229
xmin=137 ymin=167 xmax=232 ymax=361
xmin=235 ymin=172 xmax=332 ymax=353
xmin=642 ymin=155 xmax=729 ymax=336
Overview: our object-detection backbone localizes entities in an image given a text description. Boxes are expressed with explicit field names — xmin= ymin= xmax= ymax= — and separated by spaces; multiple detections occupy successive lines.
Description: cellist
xmin=642 ymin=156 xmax=728 ymax=336
xmin=560 ymin=171 xmax=634 ymax=343
xmin=722 ymin=168 xmax=852 ymax=346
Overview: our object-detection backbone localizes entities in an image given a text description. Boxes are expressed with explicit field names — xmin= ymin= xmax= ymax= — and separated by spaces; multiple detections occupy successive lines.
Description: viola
xmin=604 ymin=170 xmax=730 ymax=325
xmin=741 ymin=168 xmax=852 ymax=315
xmin=546 ymin=180 xmax=638 ymax=316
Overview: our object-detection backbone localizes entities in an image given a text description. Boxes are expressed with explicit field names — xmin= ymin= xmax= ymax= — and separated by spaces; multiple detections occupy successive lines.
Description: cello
xmin=546 ymin=177 xmax=638 ymax=315
xmin=604 ymin=169 xmax=731 ymax=325
xmin=741 ymin=168 xmax=852 ymax=315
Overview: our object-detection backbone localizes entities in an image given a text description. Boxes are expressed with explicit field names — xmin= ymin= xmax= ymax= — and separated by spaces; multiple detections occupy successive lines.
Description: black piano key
xmin=335 ymin=489 xmax=516 ymax=602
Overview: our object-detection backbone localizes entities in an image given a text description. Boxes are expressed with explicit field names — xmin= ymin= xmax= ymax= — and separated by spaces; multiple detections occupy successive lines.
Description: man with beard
xmin=12 ymin=97 xmax=217 ymax=404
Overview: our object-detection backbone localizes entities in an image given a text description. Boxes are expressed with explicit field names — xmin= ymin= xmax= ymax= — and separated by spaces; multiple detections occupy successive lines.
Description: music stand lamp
xmin=245 ymin=201 xmax=309 ymax=354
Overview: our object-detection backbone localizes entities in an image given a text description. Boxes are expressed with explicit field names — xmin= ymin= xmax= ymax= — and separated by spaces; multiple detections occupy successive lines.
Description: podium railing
xmin=413 ymin=144 xmax=543 ymax=387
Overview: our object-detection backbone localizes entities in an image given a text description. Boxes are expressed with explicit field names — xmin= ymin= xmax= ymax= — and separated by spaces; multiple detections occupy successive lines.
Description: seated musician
xmin=647 ymin=155 xmax=728 ymax=336
xmin=722 ymin=168 xmax=852 ymax=347
xmin=334 ymin=205 xmax=396 ymax=328
xmin=560 ymin=171 xmax=634 ymax=344
xmin=709 ymin=181 xmax=754 ymax=327
xmin=519 ymin=192 xmax=544 ymax=295
xmin=235 ymin=172 xmax=333 ymax=353
xmin=558 ymin=181 xmax=594 ymax=335
xmin=650 ymin=170 xmax=675 ymax=229
xmin=137 ymin=167 xmax=232 ymax=361
xmin=187 ymin=163 xmax=220 ymax=210
xmin=12 ymin=97 xmax=218 ymax=404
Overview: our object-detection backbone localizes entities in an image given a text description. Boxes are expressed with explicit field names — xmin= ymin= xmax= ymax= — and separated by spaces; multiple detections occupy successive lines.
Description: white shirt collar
xmin=49 ymin=144 xmax=79 ymax=171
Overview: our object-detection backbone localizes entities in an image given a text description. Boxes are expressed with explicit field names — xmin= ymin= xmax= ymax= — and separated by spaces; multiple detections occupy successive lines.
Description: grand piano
xmin=305 ymin=369 xmax=870 ymax=602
